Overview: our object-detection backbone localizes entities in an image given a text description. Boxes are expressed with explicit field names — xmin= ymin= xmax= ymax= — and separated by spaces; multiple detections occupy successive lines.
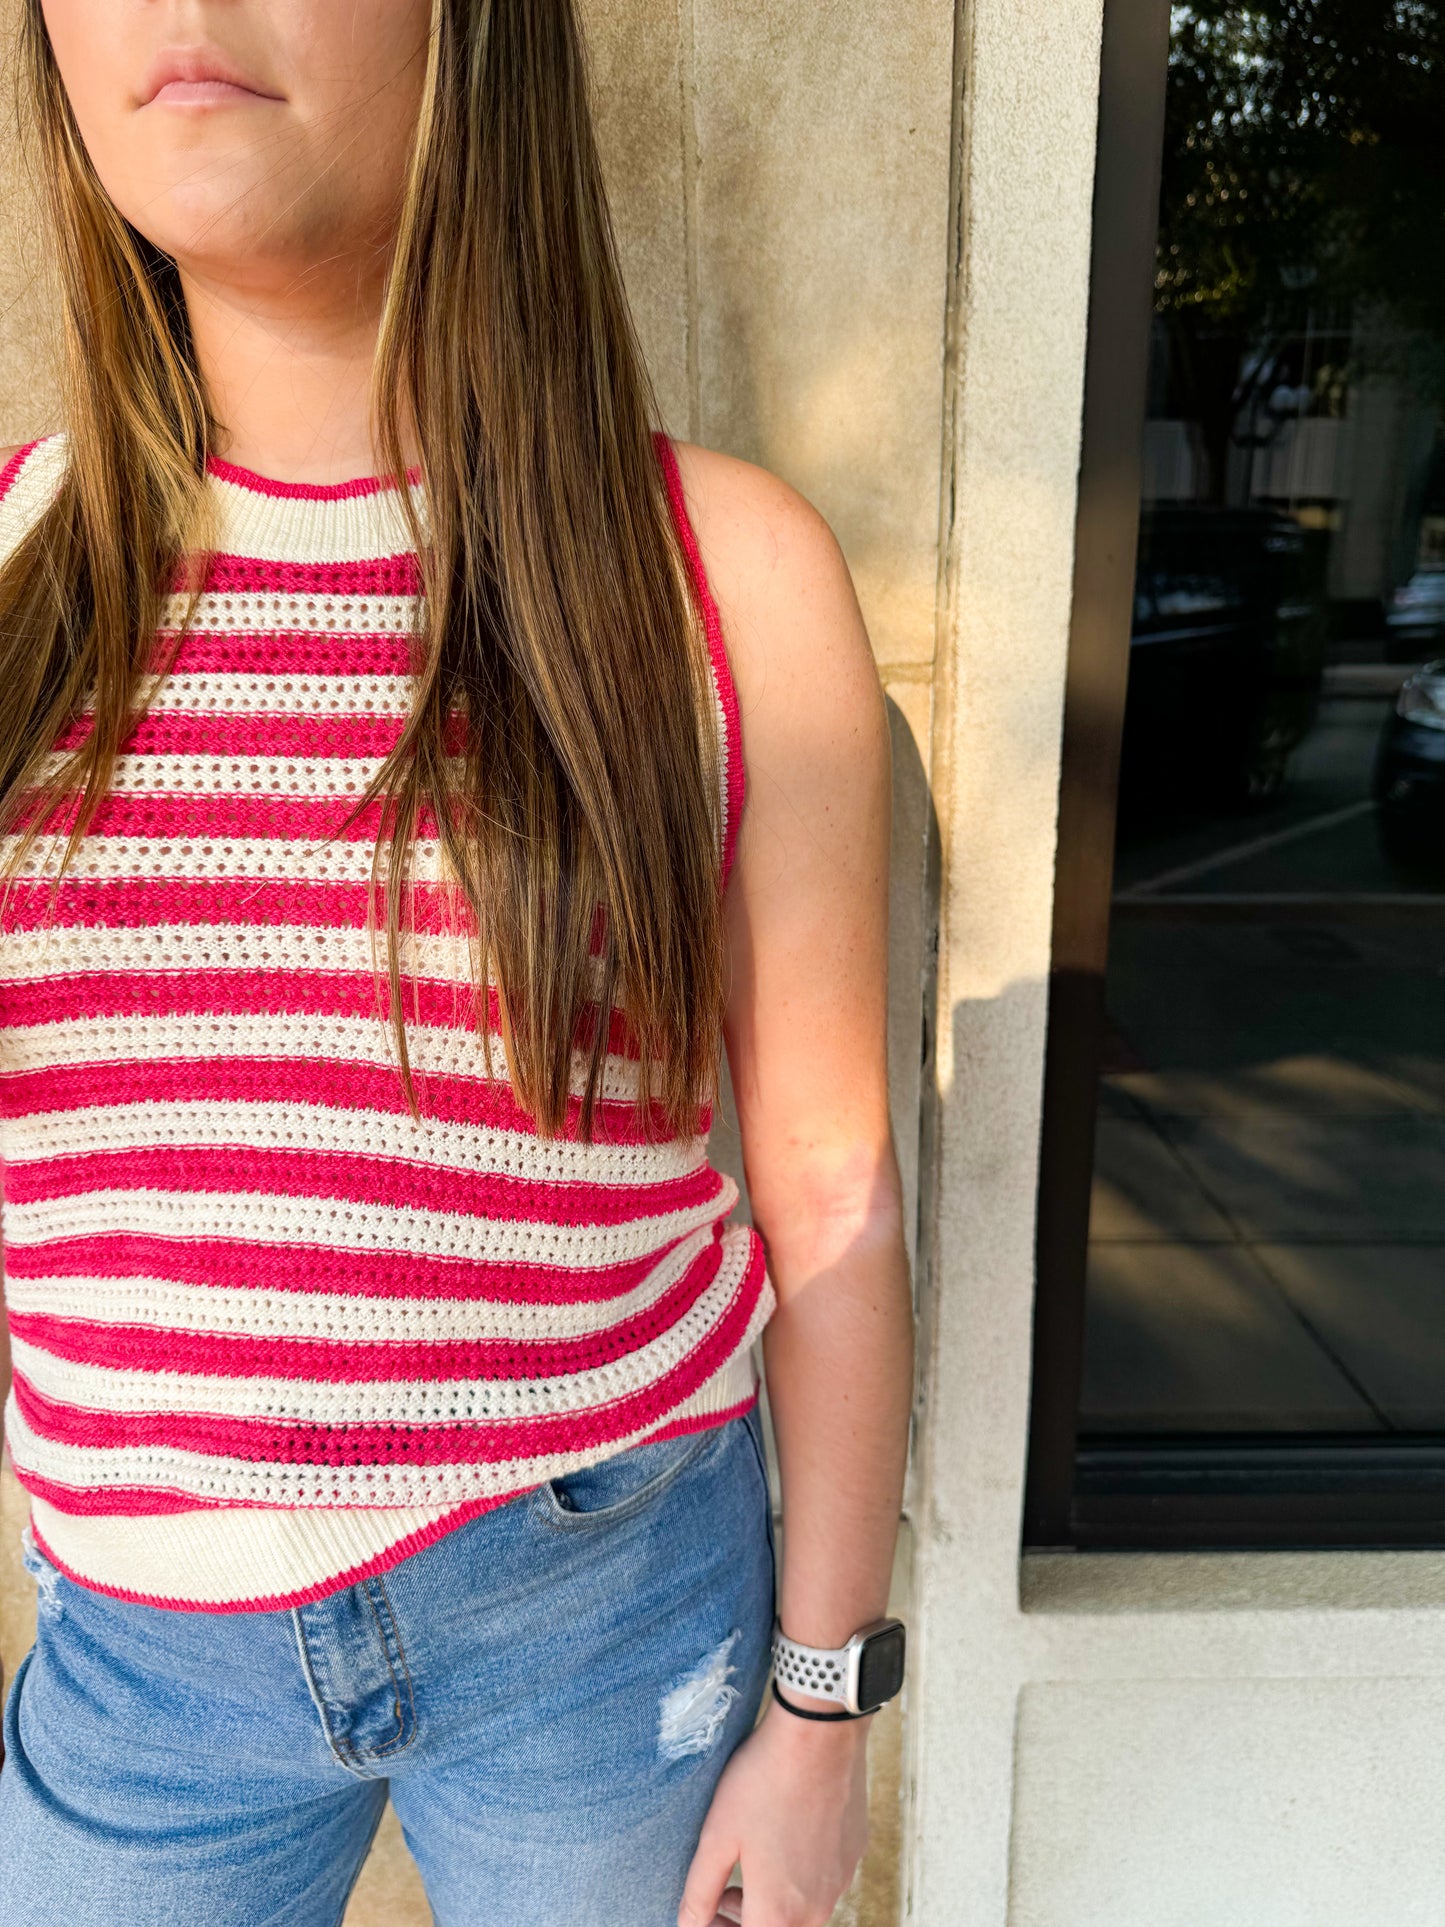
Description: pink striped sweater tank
xmin=0 ymin=430 xmax=773 ymax=1610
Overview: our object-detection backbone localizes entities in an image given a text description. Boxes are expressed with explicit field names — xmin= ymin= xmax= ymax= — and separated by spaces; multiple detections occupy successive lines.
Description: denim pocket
xmin=739 ymin=1400 xmax=778 ymax=1583
xmin=539 ymin=1422 xmax=723 ymax=1531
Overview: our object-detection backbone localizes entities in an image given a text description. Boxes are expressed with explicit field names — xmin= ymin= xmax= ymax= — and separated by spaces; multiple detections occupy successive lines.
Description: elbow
xmin=746 ymin=1145 xmax=909 ymax=1286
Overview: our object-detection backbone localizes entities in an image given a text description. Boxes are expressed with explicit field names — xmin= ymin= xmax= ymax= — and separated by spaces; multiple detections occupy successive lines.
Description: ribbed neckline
xmin=204 ymin=451 xmax=424 ymax=500
xmin=199 ymin=447 xmax=430 ymax=565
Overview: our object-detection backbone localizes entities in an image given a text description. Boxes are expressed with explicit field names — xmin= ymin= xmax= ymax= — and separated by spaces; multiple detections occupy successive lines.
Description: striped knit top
xmin=0 ymin=430 xmax=773 ymax=1611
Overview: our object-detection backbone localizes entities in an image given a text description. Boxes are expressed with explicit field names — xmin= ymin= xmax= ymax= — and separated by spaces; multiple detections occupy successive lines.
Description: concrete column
xmin=908 ymin=3 xmax=1105 ymax=1918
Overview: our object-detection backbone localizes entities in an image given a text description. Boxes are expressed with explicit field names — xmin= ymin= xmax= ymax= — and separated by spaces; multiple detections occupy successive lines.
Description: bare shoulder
xmin=667 ymin=439 xmax=883 ymax=762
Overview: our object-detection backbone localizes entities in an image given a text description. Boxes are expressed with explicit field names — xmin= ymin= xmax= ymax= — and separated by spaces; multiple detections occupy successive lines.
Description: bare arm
xmin=675 ymin=446 xmax=913 ymax=1927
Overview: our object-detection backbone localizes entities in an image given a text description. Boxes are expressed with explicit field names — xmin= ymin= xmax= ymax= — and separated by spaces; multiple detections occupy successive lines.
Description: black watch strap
xmin=770 ymin=1679 xmax=874 ymax=1722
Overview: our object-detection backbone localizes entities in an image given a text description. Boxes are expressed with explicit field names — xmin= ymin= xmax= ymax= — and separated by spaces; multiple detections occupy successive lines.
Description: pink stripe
xmin=0 ymin=437 xmax=42 ymax=504
xmin=0 ymin=876 xmax=470 ymax=933
xmin=6 ymin=1250 xmax=718 ymax=1382
xmin=17 ymin=1393 xmax=755 ymax=1530
xmin=7 ymin=792 xmax=396 ymax=844
xmin=651 ymin=431 xmax=746 ymax=892
xmin=3 ymin=1139 xmax=723 ymax=1226
xmin=2 ymin=1223 xmax=716 ymax=1305
xmin=0 ymin=1053 xmax=694 ymax=1142
xmin=167 ymin=553 xmax=423 ymax=597
xmin=146 ymin=631 xmax=412 ymax=676
xmin=204 ymin=452 xmax=423 ymax=501
xmin=19 ymin=1474 xmax=242 ymax=1515
xmin=12 ymin=1242 xmax=765 ymax=1466
xmin=51 ymin=711 xmax=404 ymax=759
xmin=22 ymin=1392 xmax=758 ymax=1610
xmin=0 ymin=970 xmax=638 ymax=1061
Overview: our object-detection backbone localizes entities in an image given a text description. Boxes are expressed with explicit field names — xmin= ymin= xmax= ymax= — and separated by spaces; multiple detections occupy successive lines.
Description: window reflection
xmin=1080 ymin=2 xmax=1445 ymax=1453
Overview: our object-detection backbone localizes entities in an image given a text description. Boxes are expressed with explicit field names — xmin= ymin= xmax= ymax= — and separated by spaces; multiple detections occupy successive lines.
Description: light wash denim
xmin=0 ymin=1403 xmax=776 ymax=1926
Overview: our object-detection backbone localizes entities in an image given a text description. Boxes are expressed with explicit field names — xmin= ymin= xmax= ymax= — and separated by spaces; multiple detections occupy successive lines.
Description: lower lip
xmin=148 ymin=79 xmax=274 ymax=106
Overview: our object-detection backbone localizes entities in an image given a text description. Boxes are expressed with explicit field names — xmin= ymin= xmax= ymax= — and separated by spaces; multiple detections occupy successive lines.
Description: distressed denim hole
xmin=20 ymin=1525 xmax=64 ymax=1619
xmin=658 ymin=1629 xmax=741 ymax=1762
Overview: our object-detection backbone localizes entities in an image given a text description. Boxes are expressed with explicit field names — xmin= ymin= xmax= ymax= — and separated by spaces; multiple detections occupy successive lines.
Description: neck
xmin=179 ymin=260 xmax=422 ymax=487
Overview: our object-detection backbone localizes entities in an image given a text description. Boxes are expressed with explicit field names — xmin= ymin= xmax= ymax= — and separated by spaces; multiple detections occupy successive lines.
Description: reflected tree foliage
xmin=1159 ymin=0 xmax=1445 ymax=501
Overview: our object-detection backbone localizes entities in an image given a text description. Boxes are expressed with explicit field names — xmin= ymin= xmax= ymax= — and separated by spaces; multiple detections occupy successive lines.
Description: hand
xmin=678 ymin=1701 xmax=870 ymax=1927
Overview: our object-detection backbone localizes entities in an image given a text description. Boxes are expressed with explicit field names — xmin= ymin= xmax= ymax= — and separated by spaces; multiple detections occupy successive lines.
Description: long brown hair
xmin=0 ymin=0 xmax=729 ymax=1144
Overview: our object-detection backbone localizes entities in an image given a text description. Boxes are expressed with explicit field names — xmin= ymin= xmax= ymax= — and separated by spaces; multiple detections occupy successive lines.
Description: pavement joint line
xmin=1119 ymin=798 xmax=1379 ymax=897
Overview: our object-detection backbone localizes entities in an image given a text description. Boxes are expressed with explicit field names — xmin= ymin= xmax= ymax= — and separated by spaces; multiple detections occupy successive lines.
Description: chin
xmin=130 ymin=179 xmax=311 ymax=271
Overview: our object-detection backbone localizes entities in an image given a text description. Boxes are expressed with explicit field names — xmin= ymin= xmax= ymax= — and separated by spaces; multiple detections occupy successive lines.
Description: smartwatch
xmin=770 ymin=1616 xmax=906 ymax=1718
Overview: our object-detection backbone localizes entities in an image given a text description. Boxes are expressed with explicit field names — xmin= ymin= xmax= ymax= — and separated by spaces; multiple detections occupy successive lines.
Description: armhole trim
xmin=651 ymin=429 xmax=746 ymax=893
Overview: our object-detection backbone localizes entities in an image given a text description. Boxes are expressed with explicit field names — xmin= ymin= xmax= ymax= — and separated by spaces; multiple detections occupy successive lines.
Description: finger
xmin=715 ymin=1885 xmax=744 ymax=1924
xmin=678 ymin=1831 xmax=739 ymax=1927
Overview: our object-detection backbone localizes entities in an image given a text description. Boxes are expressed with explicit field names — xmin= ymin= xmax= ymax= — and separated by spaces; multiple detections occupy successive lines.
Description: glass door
xmin=1029 ymin=0 xmax=1445 ymax=1547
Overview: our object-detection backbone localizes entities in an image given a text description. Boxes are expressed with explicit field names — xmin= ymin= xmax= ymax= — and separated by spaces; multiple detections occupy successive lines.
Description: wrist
xmin=771 ymin=1612 xmax=906 ymax=1719
xmin=766 ymin=1690 xmax=874 ymax=1752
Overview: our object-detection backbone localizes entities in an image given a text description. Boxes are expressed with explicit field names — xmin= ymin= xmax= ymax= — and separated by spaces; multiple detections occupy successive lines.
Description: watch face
xmin=857 ymin=1622 xmax=906 ymax=1710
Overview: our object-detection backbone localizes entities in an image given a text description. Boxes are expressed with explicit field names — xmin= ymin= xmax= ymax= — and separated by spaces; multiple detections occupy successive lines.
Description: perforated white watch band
xmin=770 ymin=1623 xmax=856 ymax=1711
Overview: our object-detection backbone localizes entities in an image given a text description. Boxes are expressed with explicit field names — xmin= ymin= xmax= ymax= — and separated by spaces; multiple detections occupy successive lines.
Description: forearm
xmin=756 ymin=1171 xmax=913 ymax=1666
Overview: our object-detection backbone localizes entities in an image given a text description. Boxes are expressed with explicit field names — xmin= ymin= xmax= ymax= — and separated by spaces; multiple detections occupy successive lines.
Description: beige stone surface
xmin=689 ymin=0 xmax=954 ymax=675
xmin=907 ymin=0 xmax=1106 ymax=1920
xmin=0 ymin=3 xmax=60 ymax=438
xmin=343 ymin=1802 xmax=430 ymax=1927
xmin=581 ymin=0 xmax=690 ymax=432
xmin=1010 ymin=1679 xmax=1445 ymax=1927
xmin=0 ymin=1457 xmax=36 ymax=1690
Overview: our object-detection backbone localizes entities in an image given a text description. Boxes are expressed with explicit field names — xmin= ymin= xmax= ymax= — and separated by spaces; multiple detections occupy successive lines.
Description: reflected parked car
xmin=1384 ymin=568 xmax=1445 ymax=663
xmin=1374 ymin=659 xmax=1445 ymax=871
xmin=1119 ymin=506 xmax=1327 ymax=811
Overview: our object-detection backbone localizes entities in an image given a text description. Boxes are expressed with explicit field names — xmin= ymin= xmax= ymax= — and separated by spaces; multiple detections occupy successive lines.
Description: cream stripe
xmin=143 ymin=673 xmax=411 ymax=717
xmin=0 ymin=922 xmax=482 ymax=983
xmin=37 ymin=755 xmax=496 ymax=800
xmin=27 ymin=1491 xmax=467 ymax=1600
xmin=2 ymin=835 xmax=445 ymax=886
xmin=0 ymin=437 xmax=67 ymax=568
xmin=160 ymin=590 xmax=418 ymax=633
xmin=711 ymin=684 xmax=731 ymax=864
xmin=0 ymin=923 xmax=619 ymax=1010
xmin=37 ymin=753 xmax=403 ymax=796
xmin=206 ymin=478 xmax=431 ymax=567
xmin=3 ymin=1096 xmax=702 ymax=1184
xmin=2 ymin=1226 xmax=717 ymax=1343
xmin=0 ymin=1010 xmax=648 ymax=1094
xmin=2 ymin=1174 xmax=738 ymax=1268
xmin=10 ymin=1244 xmax=753 ymax=1425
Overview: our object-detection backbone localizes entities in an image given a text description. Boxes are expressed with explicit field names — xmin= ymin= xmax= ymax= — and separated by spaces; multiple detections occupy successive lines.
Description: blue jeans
xmin=0 ymin=1404 xmax=776 ymax=1926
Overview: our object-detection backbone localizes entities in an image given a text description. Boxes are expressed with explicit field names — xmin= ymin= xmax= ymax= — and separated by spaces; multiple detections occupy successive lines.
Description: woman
xmin=0 ymin=2 xmax=913 ymax=1923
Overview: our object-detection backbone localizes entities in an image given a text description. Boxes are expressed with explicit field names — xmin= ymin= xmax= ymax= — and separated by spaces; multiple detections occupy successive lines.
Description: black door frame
xmin=1022 ymin=0 xmax=1172 ymax=1549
